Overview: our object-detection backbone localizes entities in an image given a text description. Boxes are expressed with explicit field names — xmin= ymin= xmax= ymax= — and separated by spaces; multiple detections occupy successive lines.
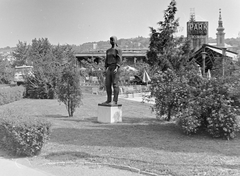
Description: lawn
xmin=1 ymin=93 xmax=240 ymax=176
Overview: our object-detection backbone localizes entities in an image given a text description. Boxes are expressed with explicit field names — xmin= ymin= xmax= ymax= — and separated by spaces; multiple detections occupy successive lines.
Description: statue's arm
xmin=116 ymin=49 xmax=122 ymax=68
xmin=105 ymin=50 xmax=108 ymax=70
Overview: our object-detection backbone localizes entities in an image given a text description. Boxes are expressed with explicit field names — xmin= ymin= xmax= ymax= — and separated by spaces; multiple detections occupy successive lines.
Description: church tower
xmin=216 ymin=9 xmax=225 ymax=47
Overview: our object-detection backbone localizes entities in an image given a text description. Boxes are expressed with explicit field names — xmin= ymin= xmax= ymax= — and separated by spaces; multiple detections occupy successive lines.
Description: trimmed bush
xmin=177 ymin=105 xmax=202 ymax=135
xmin=206 ymin=105 xmax=239 ymax=140
xmin=0 ymin=86 xmax=25 ymax=105
xmin=0 ymin=109 xmax=51 ymax=156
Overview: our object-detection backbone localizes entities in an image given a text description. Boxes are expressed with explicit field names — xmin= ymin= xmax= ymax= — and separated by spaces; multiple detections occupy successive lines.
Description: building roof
xmin=192 ymin=44 xmax=238 ymax=69
xmin=208 ymin=42 xmax=233 ymax=48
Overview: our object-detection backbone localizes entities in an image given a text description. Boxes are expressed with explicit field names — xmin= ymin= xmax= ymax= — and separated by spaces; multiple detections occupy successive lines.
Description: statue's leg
xmin=105 ymin=69 xmax=112 ymax=103
xmin=112 ymin=69 xmax=120 ymax=103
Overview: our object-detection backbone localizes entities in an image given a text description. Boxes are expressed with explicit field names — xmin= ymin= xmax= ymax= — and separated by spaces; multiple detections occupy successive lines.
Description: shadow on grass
xmin=44 ymin=151 xmax=97 ymax=161
xmin=59 ymin=117 xmax=159 ymax=124
xmin=49 ymin=117 xmax=240 ymax=156
xmin=44 ymin=114 xmax=69 ymax=118
xmin=59 ymin=117 xmax=100 ymax=123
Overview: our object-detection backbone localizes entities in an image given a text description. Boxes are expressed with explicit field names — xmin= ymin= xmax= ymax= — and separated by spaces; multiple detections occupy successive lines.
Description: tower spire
xmin=216 ymin=8 xmax=225 ymax=47
xmin=218 ymin=8 xmax=223 ymax=28
xmin=189 ymin=8 xmax=195 ymax=22
xmin=219 ymin=8 xmax=222 ymax=21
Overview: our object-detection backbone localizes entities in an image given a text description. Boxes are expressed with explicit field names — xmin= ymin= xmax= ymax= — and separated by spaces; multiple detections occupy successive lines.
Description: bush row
xmin=0 ymin=86 xmax=25 ymax=105
xmin=176 ymin=77 xmax=240 ymax=140
xmin=151 ymin=68 xmax=240 ymax=140
xmin=0 ymin=110 xmax=51 ymax=156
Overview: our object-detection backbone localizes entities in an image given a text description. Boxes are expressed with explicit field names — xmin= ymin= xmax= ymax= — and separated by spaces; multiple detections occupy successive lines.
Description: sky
xmin=0 ymin=0 xmax=239 ymax=48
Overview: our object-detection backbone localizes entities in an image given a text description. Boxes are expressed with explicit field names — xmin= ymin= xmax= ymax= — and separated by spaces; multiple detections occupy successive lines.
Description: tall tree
xmin=12 ymin=41 xmax=30 ymax=66
xmin=147 ymin=0 xmax=192 ymax=73
xmin=56 ymin=48 xmax=82 ymax=117
xmin=24 ymin=39 xmax=65 ymax=99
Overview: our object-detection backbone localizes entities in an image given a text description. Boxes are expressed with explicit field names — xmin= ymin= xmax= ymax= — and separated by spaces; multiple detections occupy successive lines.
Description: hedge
xmin=0 ymin=109 xmax=51 ymax=156
xmin=0 ymin=86 xmax=25 ymax=105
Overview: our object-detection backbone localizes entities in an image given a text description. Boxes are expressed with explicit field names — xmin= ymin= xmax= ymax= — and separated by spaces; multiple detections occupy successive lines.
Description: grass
xmin=1 ymin=93 xmax=240 ymax=176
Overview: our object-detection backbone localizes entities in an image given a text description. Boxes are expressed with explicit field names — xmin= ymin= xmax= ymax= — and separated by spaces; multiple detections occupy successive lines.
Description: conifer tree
xmin=147 ymin=0 xmax=191 ymax=73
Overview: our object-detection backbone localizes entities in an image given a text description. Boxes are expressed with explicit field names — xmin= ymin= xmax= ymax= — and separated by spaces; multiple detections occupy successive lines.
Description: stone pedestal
xmin=97 ymin=104 xmax=122 ymax=123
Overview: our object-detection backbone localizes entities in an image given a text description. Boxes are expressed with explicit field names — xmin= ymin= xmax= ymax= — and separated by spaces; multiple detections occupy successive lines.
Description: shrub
xmin=0 ymin=109 xmax=51 ymax=156
xmin=57 ymin=66 xmax=82 ymax=117
xmin=150 ymin=69 xmax=189 ymax=121
xmin=0 ymin=86 xmax=25 ymax=105
xmin=207 ymin=106 xmax=239 ymax=140
xmin=176 ymin=76 xmax=240 ymax=139
xmin=152 ymin=66 xmax=240 ymax=139
xmin=24 ymin=76 xmax=55 ymax=99
xmin=177 ymin=104 xmax=202 ymax=135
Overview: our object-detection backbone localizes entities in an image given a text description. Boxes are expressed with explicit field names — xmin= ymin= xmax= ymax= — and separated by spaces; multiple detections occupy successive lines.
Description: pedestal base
xmin=97 ymin=104 xmax=122 ymax=123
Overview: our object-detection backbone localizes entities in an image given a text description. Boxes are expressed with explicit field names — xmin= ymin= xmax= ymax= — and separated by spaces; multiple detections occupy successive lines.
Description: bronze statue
xmin=102 ymin=36 xmax=122 ymax=105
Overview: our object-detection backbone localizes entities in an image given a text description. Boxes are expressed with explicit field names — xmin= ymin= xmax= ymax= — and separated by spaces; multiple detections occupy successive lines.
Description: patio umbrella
xmin=123 ymin=65 xmax=138 ymax=72
xmin=197 ymin=65 xmax=202 ymax=77
xmin=142 ymin=69 xmax=151 ymax=85
xmin=207 ymin=69 xmax=211 ymax=80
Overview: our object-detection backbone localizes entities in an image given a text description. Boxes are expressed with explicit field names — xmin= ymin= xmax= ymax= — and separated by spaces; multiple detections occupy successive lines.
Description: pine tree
xmin=147 ymin=0 xmax=192 ymax=73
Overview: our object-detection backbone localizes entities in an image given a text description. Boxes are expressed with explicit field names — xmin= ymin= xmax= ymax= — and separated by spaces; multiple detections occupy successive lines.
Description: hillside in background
xmin=71 ymin=36 xmax=150 ymax=53
xmin=72 ymin=36 xmax=240 ymax=53
xmin=1 ymin=36 xmax=240 ymax=54
xmin=0 ymin=46 xmax=16 ymax=53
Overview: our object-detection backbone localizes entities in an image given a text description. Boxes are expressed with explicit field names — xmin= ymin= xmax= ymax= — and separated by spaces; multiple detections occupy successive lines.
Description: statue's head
xmin=110 ymin=36 xmax=118 ymax=46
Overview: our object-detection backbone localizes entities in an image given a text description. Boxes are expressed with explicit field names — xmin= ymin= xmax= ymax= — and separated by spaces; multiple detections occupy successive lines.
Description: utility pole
xmin=201 ymin=51 xmax=207 ymax=78
xmin=222 ymin=48 xmax=226 ymax=77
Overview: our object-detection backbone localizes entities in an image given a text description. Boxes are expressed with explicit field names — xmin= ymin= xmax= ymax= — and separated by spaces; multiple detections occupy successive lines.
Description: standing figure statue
xmin=102 ymin=36 xmax=122 ymax=105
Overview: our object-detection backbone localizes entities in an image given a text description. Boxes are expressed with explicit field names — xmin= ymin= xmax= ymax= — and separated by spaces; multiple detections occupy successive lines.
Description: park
xmin=1 ymin=0 xmax=240 ymax=176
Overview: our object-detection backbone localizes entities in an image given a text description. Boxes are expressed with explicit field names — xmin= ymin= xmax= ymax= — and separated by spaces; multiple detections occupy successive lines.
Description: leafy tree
xmin=147 ymin=0 xmax=192 ymax=73
xmin=28 ymin=38 xmax=52 ymax=64
xmin=24 ymin=39 xmax=72 ymax=99
xmin=148 ymin=0 xmax=194 ymax=121
xmin=23 ymin=39 xmax=55 ymax=98
xmin=12 ymin=41 xmax=30 ymax=66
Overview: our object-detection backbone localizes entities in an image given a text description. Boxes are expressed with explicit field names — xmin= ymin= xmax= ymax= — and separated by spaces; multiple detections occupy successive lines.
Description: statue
xmin=102 ymin=36 xmax=122 ymax=105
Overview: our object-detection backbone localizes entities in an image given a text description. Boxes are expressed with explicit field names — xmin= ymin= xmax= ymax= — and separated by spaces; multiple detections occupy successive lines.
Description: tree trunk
xmin=167 ymin=105 xmax=172 ymax=121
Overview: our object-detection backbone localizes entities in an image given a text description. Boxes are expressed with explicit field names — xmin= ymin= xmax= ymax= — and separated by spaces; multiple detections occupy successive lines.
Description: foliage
xmin=176 ymin=74 xmax=240 ymax=139
xmin=150 ymin=60 xmax=240 ymax=139
xmin=22 ymin=40 xmax=75 ymax=99
xmin=147 ymin=0 xmax=192 ymax=73
xmin=0 ymin=56 xmax=14 ymax=84
xmin=134 ymin=61 xmax=152 ymax=80
xmin=0 ymin=86 xmax=25 ymax=105
xmin=57 ymin=63 xmax=82 ymax=117
xmin=24 ymin=75 xmax=55 ymax=99
xmin=176 ymin=106 xmax=202 ymax=135
xmin=150 ymin=68 xmax=192 ymax=121
xmin=12 ymin=41 xmax=30 ymax=67
xmin=207 ymin=105 xmax=239 ymax=140
xmin=0 ymin=109 xmax=51 ymax=156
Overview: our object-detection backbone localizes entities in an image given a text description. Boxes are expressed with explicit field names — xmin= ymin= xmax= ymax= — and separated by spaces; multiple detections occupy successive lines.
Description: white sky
xmin=0 ymin=0 xmax=239 ymax=48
